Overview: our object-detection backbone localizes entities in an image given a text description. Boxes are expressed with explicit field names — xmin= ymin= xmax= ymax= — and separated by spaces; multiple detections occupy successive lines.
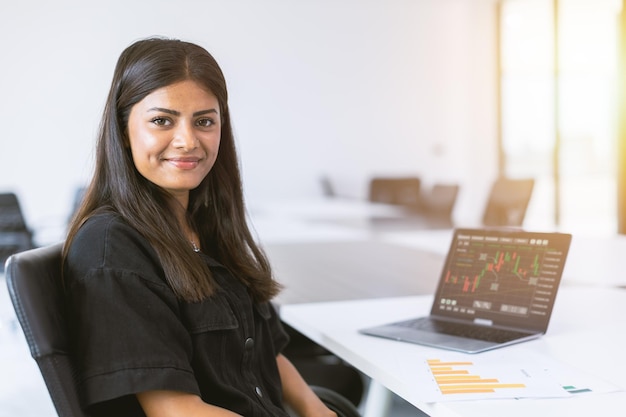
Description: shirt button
xmin=255 ymin=386 xmax=263 ymax=397
xmin=245 ymin=337 xmax=254 ymax=350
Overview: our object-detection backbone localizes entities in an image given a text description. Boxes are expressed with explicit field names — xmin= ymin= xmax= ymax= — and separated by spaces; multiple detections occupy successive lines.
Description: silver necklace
xmin=190 ymin=240 xmax=200 ymax=252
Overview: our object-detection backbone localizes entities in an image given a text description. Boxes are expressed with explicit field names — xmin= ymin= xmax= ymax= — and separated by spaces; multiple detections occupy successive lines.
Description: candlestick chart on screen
xmin=435 ymin=234 xmax=566 ymax=321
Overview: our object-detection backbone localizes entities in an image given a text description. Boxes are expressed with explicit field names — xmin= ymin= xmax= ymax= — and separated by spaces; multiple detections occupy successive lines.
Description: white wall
xmin=0 ymin=0 xmax=499 ymax=244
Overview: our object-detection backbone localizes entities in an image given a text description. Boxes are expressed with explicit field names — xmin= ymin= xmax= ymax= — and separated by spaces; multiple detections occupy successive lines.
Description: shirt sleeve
xmin=267 ymin=302 xmax=290 ymax=354
xmin=64 ymin=214 xmax=200 ymax=410
xmin=67 ymin=267 xmax=200 ymax=408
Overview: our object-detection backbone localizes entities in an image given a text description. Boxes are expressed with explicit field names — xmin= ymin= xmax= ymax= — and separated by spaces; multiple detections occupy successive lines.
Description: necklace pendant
xmin=191 ymin=241 xmax=200 ymax=252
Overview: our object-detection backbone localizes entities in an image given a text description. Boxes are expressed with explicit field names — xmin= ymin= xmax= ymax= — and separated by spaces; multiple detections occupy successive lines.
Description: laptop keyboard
xmin=397 ymin=318 xmax=533 ymax=343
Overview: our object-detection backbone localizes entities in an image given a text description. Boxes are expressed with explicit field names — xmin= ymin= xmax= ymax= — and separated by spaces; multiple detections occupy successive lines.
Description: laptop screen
xmin=430 ymin=228 xmax=572 ymax=333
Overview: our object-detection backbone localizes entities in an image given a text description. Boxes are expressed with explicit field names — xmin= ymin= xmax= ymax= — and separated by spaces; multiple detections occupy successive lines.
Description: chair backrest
xmin=419 ymin=183 xmax=459 ymax=216
xmin=5 ymin=243 xmax=88 ymax=417
xmin=404 ymin=183 xmax=460 ymax=229
xmin=67 ymin=186 xmax=87 ymax=225
xmin=0 ymin=192 xmax=35 ymax=272
xmin=0 ymin=192 xmax=29 ymax=232
xmin=368 ymin=177 xmax=421 ymax=208
xmin=482 ymin=177 xmax=535 ymax=227
xmin=318 ymin=176 xmax=336 ymax=198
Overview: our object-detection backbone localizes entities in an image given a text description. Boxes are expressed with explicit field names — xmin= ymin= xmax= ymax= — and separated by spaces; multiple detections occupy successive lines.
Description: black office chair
xmin=5 ymin=244 xmax=361 ymax=417
xmin=67 ymin=186 xmax=87 ymax=226
xmin=282 ymin=322 xmax=365 ymax=408
xmin=0 ymin=192 xmax=35 ymax=272
xmin=482 ymin=177 xmax=535 ymax=227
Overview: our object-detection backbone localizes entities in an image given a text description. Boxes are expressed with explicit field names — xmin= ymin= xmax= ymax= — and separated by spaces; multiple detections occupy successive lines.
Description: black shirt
xmin=64 ymin=212 xmax=290 ymax=417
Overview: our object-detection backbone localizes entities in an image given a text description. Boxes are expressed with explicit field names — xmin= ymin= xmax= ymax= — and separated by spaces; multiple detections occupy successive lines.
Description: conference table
xmin=252 ymin=197 xmax=626 ymax=290
xmin=2 ymin=197 xmax=626 ymax=416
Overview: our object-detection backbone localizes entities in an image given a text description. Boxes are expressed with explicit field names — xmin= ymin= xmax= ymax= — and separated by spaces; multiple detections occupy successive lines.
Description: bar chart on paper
xmin=414 ymin=353 xmax=571 ymax=402
xmin=427 ymin=359 xmax=527 ymax=395
xmin=418 ymin=352 xmax=624 ymax=402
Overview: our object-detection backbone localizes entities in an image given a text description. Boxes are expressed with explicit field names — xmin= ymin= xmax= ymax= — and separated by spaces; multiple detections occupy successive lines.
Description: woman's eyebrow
xmin=193 ymin=109 xmax=219 ymax=117
xmin=147 ymin=107 xmax=179 ymax=116
xmin=147 ymin=107 xmax=218 ymax=117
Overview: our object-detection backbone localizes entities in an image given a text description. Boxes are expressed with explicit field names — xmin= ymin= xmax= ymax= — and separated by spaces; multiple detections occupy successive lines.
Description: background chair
xmin=412 ymin=183 xmax=459 ymax=228
xmin=482 ymin=177 xmax=535 ymax=227
xmin=5 ymin=244 xmax=361 ymax=417
xmin=67 ymin=186 xmax=87 ymax=226
xmin=0 ymin=192 xmax=35 ymax=272
xmin=368 ymin=176 xmax=421 ymax=208
xmin=367 ymin=178 xmax=458 ymax=230
xmin=319 ymin=176 xmax=337 ymax=198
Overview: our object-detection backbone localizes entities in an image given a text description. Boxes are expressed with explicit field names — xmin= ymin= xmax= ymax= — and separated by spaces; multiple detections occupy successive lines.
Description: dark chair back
xmin=419 ymin=184 xmax=459 ymax=215
xmin=368 ymin=177 xmax=421 ymax=208
xmin=411 ymin=183 xmax=460 ymax=228
xmin=0 ymin=192 xmax=35 ymax=271
xmin=5 ymin=243 xmax=87 ymax=417
xmin=5 ymin=243 xmax=361 ymax=417
xmin=482 ymin=177 xmax=535 ymax=227
xmin=0 ymin=192 xmax=29 ymax=231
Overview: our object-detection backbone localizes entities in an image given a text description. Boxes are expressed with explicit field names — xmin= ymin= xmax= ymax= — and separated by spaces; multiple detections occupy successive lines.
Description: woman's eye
xmin=196 ymin=118 xmax=215 ymax=128
xmin=151 ymin=117 xmax=170 ymax=126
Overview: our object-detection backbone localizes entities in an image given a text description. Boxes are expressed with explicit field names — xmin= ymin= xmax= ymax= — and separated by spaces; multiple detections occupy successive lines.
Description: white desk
xmin=281 ymin=286 xmax=626 ymax=417
xmin=265 ymin=240 xmax=444 ymax=305
xmin=249 ymin=197 xmax=410 ymax=224
xmin=249 ymin=197 xmax=451 ymax=239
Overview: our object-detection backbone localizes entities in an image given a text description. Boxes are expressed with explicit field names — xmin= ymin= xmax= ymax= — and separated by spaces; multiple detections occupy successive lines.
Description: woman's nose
xmin=172 ymin=123 xmax=198 ymax=150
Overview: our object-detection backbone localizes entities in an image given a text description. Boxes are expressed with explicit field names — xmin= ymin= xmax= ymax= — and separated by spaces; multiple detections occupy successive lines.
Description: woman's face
xmin=127 ymin=79 xmax=221 ymax=207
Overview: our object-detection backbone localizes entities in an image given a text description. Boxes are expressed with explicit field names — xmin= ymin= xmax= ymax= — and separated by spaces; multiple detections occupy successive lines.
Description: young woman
xmin=63 ymin=37 xmax=336 ymax=417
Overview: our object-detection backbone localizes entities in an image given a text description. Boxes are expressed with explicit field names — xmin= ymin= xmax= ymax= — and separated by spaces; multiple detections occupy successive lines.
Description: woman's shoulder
xmin=75 ymin=211 xmax=123 ymax=235
xmin=66 ymin=211 xmax=162 ymax=278
xmin=73 ymin=211 xmax=144 ymax=250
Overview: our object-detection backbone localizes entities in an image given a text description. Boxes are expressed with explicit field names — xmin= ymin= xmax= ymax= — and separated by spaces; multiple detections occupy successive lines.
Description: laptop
xmin=360 ymin=228 xmax=572 ymax=353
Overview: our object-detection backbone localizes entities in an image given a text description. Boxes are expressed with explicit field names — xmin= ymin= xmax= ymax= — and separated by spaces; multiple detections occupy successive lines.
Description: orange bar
xmin=441 ymin=388 xmax=496 ymax=395
xmin=428 ymin=360 xmax=474 ymax=366
xmin=432 ymin=370 xmax=470 ymax=375
xmin=436 ymin=375 xmax=481 ymax=381
xmin=440 ymin=383 xmax=526 ymax=390
xmin=437 ymin=378 xmax=500 ymax=385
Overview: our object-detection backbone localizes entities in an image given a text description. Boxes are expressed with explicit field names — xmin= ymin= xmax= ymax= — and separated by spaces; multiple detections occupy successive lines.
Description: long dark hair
xmin=64 ymin=37 xmax=280 ymax=303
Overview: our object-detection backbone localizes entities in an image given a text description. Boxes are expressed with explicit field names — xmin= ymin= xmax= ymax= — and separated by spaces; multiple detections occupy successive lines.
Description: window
xmin=500 ymin=0 xmax=621 ymax=234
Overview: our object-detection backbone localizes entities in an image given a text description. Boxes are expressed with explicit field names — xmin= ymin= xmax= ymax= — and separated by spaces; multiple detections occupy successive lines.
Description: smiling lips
xmin=165 ymin=156 xmax=202 ymax=170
